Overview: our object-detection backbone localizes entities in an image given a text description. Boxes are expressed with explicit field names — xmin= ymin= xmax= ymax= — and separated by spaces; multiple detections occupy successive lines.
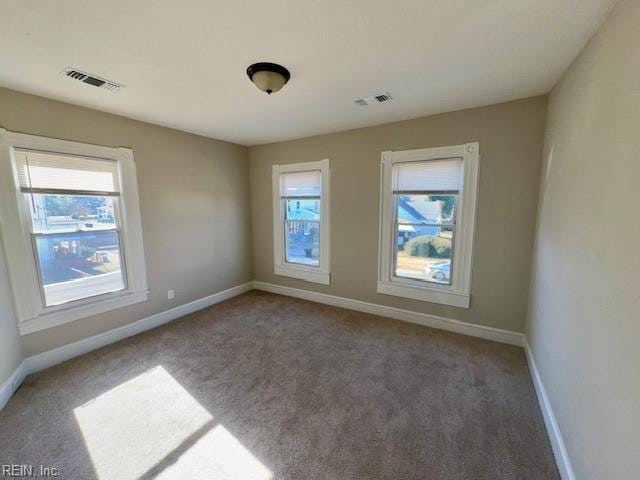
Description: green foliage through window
xmin=404 ymin=235 xmax=451 ymax=258
xmin=44 ymin=195 xmax=106 ymax=217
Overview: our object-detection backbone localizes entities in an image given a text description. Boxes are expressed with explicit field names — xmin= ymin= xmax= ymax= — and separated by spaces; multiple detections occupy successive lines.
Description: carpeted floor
xmin=0 ymin=291 xmax=558 ymax=479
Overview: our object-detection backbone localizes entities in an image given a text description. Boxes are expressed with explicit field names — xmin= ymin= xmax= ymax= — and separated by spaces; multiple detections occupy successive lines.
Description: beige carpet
xmin=0 ymin=291 xmax=558 ymax=479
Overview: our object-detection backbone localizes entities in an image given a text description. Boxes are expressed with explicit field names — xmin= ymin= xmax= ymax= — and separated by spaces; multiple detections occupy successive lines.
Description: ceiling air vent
xmin=354 ymin=92 xmax=392 ymax=106
xmin=62 ymin=67 xmax=123 ymax=92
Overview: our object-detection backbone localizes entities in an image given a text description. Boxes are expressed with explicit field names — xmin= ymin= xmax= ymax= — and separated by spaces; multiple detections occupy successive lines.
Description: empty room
xmin=0 ymin=1 xmax=637 ymax=479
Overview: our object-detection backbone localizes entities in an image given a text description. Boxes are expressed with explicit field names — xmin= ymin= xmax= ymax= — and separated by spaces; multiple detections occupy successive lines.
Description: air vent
xmin=354 ymin=92 xmax=392 ymax=106
xmin=62 ymin=67 xmax=123 ymax=92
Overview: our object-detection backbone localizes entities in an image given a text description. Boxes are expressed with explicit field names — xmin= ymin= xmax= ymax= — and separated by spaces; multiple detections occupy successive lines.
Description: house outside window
xmin=377 ymin=143 xmax=480 ymax=308
xmin=395 ymin=193 xmax=454 ymax=282
xmin=0 ymin=129 xmax=148 ymax=334
xmin=272 ymin=159 xmax=330 ymax=285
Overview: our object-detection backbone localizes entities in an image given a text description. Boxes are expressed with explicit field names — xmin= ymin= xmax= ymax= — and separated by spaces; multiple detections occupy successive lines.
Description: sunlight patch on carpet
xmin=154 ymin=424 xmax=272 ymax=480
xmin=73 ymin=366 xmax=271 ymax=480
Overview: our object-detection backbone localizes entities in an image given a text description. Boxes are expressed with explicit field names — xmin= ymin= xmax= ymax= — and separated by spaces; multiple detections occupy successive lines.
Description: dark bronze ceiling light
xmin=246 ymin=62 xmax=291 ymax=94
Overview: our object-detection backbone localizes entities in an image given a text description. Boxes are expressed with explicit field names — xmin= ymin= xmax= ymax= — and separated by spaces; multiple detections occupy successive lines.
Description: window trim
xmin=272 ymin=159 xmax=330 ymax=285
xmin=377 ymin=143 xmax=480 ymax=308
xmin=0 ymin=129 xmax=149 ymax=335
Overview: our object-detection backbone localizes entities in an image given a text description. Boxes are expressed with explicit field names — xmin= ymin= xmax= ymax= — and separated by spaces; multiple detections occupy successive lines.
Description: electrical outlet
xmin=167 ymin=289 xmax=175 ymax=300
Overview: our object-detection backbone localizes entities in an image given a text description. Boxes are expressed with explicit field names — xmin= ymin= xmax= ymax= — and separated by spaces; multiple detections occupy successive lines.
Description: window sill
xmin=275 ymin=264 xmax=330 ymax=285
xmin=377 ymin=281 xmax=470 ymax=308
xmin=18 ymin=290 xmax=149 ymax=335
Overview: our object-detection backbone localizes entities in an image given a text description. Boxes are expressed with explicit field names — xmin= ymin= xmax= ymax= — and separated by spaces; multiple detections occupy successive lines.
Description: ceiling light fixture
xmin=246 ymin=62 xmax=291 ymax=95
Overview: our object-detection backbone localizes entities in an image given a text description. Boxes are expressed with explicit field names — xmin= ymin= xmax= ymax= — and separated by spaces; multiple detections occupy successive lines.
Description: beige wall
xmin=249 ymin=97 xmax=547 ymax=333
xmin=0 ymin=87 xmax=252 ymax=358
xmin=526 ymin=0 xmax=640 ymax=478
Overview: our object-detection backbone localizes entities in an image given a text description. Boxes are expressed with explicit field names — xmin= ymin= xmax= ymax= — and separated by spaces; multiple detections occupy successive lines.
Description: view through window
xmin=285 ymin=199 xmax=320 ymax=266
xmin=392 ymin=159 xmax=461 ymax=285
xmin=281 ymin=170 xmax=321 ymax=267
xmin=16 ymin=150 xmax=126 ymax=306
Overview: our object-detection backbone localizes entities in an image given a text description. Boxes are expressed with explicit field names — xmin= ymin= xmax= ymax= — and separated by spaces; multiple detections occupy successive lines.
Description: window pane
xmin=395 ymin=226 xmax=453 ymax=285
xmin=285 ymin=221 xmax=320 ymax=266
xmin=397 ymin=194 xmax=456 ymax=226
xmin=285 ymin=199 xmax=320 ymax=221
xmin=34 ymin=230 xmax=125 ymax=306
xmin=27 ymin=194 xmax=117 ymax=233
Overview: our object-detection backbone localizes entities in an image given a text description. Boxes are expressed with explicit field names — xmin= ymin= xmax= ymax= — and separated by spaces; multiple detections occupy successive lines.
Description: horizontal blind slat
xmin=15 ymin=149 xmax=120 ymax=193
xmin=281 ymin=170 xmax=321 ymax=197
xmin=393 ymin=158 xmax=462 ymax=192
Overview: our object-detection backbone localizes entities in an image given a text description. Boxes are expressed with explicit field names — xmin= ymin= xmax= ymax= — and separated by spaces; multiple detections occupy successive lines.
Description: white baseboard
xmin=0 ymin=360 xmax=28 ymax=411
xmin=23 ymin=282 xmax=253 ymax=375
xmin=524 ymin=340 xmax=575 ymax=480
xmin=253 ymin=281 xmax=524 ymax=346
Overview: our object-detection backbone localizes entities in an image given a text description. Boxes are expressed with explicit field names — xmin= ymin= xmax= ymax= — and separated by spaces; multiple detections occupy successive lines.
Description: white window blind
xmin=14 ymin=149 xmax=120 ymax=195
xmin=281 ymin=170 xmax=321 ymax=197
xmin=393 ymin=158 xmax=462 ymax=192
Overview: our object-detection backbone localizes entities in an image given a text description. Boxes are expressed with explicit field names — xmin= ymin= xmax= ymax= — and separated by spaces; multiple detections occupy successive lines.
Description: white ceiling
xmin=1 ymin=0 xmax=616 ymax=146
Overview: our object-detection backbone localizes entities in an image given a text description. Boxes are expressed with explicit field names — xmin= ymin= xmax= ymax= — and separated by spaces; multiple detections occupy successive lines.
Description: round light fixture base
xmin=247 ymin=62 xmax=291 ymax=95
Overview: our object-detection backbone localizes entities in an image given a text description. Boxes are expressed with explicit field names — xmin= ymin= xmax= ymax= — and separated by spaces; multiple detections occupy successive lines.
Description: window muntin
xmin=16 ymin=149 xmax=127 ymax=307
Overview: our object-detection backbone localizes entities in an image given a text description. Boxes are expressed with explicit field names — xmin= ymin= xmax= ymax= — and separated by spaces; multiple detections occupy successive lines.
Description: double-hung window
xmin=0 ymin=129 xmax=148 ymax=334
xmin=272 ymin=159 xmax=330 ymax=285
xmin=378 ymin=143 xmax=479 ymax=308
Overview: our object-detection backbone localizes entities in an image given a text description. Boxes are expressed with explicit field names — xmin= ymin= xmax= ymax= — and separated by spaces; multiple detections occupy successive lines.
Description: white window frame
xmin=272 ymin=159 xmax=330 ymax=285
xmin=0 ymin=129 xmax=149 ymax=335
xmin=377 ymin=143 xmax=480 ymax=308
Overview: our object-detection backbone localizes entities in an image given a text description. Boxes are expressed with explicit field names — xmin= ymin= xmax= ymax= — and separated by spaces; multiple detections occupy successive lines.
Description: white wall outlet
xmin=167 ymin=289 xmax=175 ymax=300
